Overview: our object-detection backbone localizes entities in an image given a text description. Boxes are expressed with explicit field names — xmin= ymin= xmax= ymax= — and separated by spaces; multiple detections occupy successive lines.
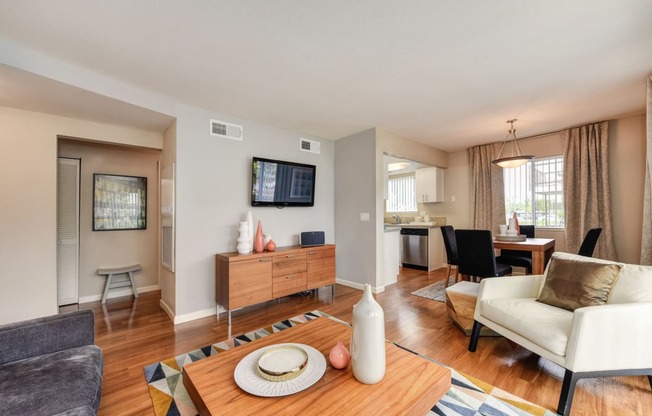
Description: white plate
xmin=234 ymin=343 xmax=326 ymax=397
xmin=495 ymin=234 xmax=527 ymax=242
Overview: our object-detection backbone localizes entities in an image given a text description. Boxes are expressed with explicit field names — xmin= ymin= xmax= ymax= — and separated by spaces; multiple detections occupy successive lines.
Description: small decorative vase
xmin=350 ymin=284 xmax=385 ymax=384
xmin=329 ymin=340 xmax=350 ymax=370
xmin=236 ymin=221 xmax=250 ymax=254
xmin=264 ymin=233 xmax=272 ymax=246
xmin=253 ymin=220 xmax=265 ymax=253
xmin=246 ymin=211 xmax=254 ymax=252
xmin=512 ymin=212 xmax=520 ymax=235
xmin=266 ymin=239 xmax=276 ymax=252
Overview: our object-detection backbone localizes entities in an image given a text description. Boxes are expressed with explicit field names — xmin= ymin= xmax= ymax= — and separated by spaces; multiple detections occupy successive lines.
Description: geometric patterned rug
xmin=144 ymin=310 xmax=556 ymax=416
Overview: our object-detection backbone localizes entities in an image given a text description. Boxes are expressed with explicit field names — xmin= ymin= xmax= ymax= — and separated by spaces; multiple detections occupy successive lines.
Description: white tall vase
xmin=246 ymin=211 xmax=254 ymax=252
xmin=237 ymin=221 xmax=250 ymax=254
xmin=350 ymin=284 xmax=386 ymax=384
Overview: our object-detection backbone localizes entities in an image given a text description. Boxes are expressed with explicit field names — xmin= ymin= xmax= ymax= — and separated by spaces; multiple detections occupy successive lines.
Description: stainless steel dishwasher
xmin=400 ymin=228 xmax=428 ymax=270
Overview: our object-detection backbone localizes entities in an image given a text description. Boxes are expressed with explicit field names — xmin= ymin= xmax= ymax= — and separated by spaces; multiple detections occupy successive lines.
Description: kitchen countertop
xmin=384 ymin=223 xmax=442 ymax=229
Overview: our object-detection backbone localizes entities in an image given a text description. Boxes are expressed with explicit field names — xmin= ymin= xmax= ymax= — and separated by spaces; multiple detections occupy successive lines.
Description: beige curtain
xmin=562 ymin=121 xmax=617 ymax=260
xmin=641 ymin=75 xmax=652 ymax=265
xmin=470 ymin=143 xmax=505 ymax=231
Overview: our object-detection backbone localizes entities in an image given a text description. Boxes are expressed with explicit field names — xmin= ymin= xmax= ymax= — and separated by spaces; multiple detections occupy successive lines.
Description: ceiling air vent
xmin=210 ymin=119 xmax=243 ymax=141
xmin=299 ymin=138 xmax=320 ymax=154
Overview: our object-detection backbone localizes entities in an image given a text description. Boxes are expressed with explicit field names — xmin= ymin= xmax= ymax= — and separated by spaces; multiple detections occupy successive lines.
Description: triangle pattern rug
xmin=144 ymin=310 xmax=556 ymax=416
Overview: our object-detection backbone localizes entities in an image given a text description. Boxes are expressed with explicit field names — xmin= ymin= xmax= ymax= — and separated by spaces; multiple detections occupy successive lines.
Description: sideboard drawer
xmin=272 ymin=272 xmax=307 ymax=298
xmin=273 ymin=253 xmax=307 ymax=276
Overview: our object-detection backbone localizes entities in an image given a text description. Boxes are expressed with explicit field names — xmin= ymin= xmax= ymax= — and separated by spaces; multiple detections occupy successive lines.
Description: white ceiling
xmin=0 ymin=1 xmax=650 ymax=151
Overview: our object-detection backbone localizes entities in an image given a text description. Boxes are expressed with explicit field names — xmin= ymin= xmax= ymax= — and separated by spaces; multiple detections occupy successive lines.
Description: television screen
xmin=251 ymin=157 xmax=316 ymax=207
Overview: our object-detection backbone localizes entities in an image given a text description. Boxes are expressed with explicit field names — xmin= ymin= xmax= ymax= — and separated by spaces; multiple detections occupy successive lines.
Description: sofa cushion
xmin=608 ymin=263 xmax=652 ymax=304
xmin=481 ymin=297 xmax=573 ymax=356
xmin=537 ymin=256 xmax=622 ymax=311
xmin=0 ymin=345 xmax=103 ymax=416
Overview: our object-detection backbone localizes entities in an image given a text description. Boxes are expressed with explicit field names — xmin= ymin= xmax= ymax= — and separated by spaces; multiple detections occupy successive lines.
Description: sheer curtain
xmin=470 ymin=143 xmax=505 ymax=231
xmin=562 ymin=121 xmax=617 ymax=260
xmin=641 ymin=75 xmax=652 ymax=265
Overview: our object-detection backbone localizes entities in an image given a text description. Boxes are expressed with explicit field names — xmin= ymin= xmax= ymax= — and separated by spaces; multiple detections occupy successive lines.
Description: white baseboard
xmin=78 ymin=284 xmax=160 ymax=304
xmin=159 ymin=299 xmax=175 ymax=322
xmin=172 ymin=307 xmax=216 ymax=325
xmin=335 ymin=278 xmax=385 ymax=294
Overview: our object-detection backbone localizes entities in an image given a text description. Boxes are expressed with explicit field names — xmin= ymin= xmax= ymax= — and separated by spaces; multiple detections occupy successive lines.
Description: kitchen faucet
xmin=392 ymin=214 xmax=401 ymax=224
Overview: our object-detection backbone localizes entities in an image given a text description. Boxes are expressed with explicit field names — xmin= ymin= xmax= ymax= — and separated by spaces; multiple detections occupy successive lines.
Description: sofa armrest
xmin=0 ymin=310 xmax=95 ymax=365
xmin=565 ymin=302 xmax=652 ymax=372
xmin=477 ymin=275 xmax=544 ymax=301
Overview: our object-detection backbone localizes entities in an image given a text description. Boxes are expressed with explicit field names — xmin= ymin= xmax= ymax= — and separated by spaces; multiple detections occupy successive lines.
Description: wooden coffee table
xmin=183 ymin=317 xmax=450 ymax=415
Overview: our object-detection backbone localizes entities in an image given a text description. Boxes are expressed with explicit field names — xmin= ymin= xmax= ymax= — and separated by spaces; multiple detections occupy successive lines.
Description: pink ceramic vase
xmin=512 ymin=212 xmax=520 ymax=235
xmin=329 ymin=340 xmax=350 ymax=370
xmin=266 ymin=239 xmax=276 ymax=252
xmin=253 ymin=221 xmax=264 ymax=253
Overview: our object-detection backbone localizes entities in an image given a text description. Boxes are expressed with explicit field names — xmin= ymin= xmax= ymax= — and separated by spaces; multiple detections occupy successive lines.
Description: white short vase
xmin=246 ymin=211 xmax=254 ymax=252
xmin=350 ymin=284 xmax=386 ymax=384
xmin=237 ymin=221 xmax=250 ymax=254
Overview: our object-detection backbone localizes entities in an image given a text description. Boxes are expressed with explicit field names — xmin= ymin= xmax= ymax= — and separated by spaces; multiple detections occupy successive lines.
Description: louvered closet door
xmin=57 ymin=158 xmax=80 ymax=306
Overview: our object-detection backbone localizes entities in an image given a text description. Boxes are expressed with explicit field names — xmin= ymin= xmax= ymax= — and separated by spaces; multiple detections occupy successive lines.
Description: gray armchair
xmin=0 ymin=310 xmax=103 ymax=415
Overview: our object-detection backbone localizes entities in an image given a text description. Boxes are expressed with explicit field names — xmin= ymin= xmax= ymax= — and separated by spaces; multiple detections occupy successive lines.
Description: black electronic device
xmin=300 ymin=231 xmax=325 ymax=247
xmin=251 ymin=157 xmax=316 ymax=207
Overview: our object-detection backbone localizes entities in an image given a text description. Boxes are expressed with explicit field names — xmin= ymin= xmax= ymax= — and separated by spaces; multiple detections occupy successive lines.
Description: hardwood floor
xmin=64 ymin=268 xmax=652 ymax=416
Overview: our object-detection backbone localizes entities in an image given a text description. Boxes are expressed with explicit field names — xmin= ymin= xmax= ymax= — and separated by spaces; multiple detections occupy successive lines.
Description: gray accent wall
xmin=335 ymin=128 xmax=377 ymax=287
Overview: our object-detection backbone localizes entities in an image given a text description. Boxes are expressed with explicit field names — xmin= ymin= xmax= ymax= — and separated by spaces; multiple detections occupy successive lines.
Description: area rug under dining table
xmin=144 ymin=310 xmax=555 ymax=416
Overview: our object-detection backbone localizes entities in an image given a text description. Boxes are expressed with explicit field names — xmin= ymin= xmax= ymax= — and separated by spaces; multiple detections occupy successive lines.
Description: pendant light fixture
xmin=491 ymin=119 xmax=534 ymax=168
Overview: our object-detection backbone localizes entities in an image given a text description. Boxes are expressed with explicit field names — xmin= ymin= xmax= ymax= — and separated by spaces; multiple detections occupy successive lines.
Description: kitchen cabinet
xmin=383 ymin=228 xmax=400 ymax=286
xmin=415 ymin=167 xmax=444 ymax=203
xmin=428 ymin=229 xmax=445 ymax=271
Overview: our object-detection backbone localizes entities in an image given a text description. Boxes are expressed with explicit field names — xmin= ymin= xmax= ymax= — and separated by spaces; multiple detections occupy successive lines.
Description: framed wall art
xmin=93 ymin=173 xmax=147 ymax=231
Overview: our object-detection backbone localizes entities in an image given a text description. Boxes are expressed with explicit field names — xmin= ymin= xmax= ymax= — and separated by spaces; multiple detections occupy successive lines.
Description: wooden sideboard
xmin=216 ymin=244 xmax=335 ymax=323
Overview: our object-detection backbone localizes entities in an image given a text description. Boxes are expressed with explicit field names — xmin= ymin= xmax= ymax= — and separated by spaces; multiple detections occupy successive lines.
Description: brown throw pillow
xmin=537 ymin=257 xmax=622 ymax=311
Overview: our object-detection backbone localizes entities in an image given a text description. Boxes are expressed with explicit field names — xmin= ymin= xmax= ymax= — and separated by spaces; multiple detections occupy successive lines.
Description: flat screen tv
xmin=251 ymin=157 xmax=316 ymax=207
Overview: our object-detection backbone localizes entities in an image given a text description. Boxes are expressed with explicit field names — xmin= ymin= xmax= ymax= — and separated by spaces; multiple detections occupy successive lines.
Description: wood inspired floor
xmin=63 ymin=267 xmax=652 ymax=416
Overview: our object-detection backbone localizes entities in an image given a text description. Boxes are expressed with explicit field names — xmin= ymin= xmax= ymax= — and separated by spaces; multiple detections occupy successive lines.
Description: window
xmin=504 ymin=156 xmax=564 ymax=228
xmin=386 ymin=175 xmax=417 ymax=212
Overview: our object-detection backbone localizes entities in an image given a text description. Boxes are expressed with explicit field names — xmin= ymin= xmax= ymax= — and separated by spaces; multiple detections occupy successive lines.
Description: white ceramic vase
xmin=246 ymin=211 xmax=254 ymax=252
xmin=350 ymin=284 xmax=386 ymax=384
xmin=264 ymin=233 xmax=272 ymax=246
xmin=237 ymin=221 xmax=250 ymax=254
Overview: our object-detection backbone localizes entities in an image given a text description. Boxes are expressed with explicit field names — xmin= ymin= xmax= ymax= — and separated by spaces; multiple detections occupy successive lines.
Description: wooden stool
xmin=445 ymin=281 xmax=498 ymax=336
xmin=97 ymin=264 xmax=141 ymax=304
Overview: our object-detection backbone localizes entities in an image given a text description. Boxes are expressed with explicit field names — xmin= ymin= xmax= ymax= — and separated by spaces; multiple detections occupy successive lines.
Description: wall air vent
xmin=210 ymin=119 xmax=243 ymax=141
xmin=299 ymin=138 xmax=321 ymax=154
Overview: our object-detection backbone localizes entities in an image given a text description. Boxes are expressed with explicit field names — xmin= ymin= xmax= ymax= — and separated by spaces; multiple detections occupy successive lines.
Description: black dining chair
xmin=578 ymin=228 xmax=602 ymax=257
xmin=455 ymin=229 xmax=512 ymax=281
xmin=440 ymin=226 xmax=459 ymax=287
xmin=495 ymin=225 xmax=535 ymax=274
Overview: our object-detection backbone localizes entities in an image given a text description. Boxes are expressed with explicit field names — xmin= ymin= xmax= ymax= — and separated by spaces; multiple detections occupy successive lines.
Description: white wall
xmin=335 ymin=129 xmax=378 ymax=288
xmin=58 ymin=139 xmax=160 ymax=302
xmin=0 ymin=106 xmax=164 ymax=325
xmin=172 ymin=108 xmax=335 ymax=322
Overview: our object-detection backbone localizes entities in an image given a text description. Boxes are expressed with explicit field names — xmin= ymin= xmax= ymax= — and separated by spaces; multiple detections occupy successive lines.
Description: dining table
xmin=493 ymin=237 xmax=555 ymax=275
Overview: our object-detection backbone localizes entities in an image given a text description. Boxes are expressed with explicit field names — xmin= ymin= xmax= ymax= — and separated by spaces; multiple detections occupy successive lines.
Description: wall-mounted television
xmin=251 ymin=157 xmax=316 ymax=207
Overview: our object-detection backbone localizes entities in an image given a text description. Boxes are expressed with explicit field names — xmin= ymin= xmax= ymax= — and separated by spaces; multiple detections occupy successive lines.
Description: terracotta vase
xmin=266 ymin=239 xmax=276 ymax=252
xmin=329 ymin=340 xmax=350 ymax=370
xmin=512 ymin=212 xmax=520 ymax=235
xmin=253 ymin=221 xmax=264 ymax=253
xmin=350 ymin=284 xmax=385 ymax=384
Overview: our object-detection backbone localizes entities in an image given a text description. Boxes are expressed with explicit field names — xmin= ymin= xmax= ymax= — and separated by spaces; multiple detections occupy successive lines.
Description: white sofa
xmin=468 ymin=252 xmax=652 ymax=416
